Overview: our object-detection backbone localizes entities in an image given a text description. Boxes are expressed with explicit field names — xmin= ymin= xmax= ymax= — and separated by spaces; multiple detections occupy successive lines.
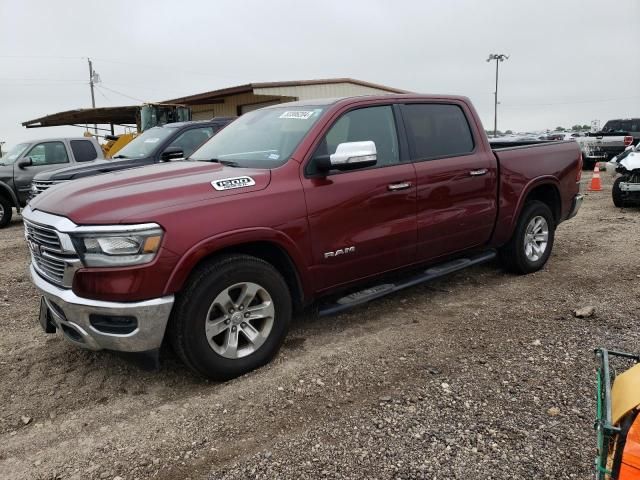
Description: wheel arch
xmin=164 ymin=229 xmax=311 ymax=311
xmin=0 ymin=181 xmax=19 ymax=211
xmin=511 ymin=178 xmax=562 ymax=233
xmin=521 ymin=181 xmax=562 ymax=224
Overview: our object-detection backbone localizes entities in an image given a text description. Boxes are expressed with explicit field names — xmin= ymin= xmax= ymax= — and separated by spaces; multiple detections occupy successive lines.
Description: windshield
xmin=189 ymin=106 xmax=326 ymax=168
xmin=112 ymin=126 xmax=175 ymax=158
xmin=2 ymin=142 xmax=30 ymax=164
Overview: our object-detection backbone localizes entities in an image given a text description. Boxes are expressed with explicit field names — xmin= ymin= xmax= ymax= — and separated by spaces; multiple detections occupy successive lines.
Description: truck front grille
xmin=24 ymin=220 xmax=80 ymax=288
xmin=24 ymin=221 xmax=62 ymax=250
xmin=31 ymin=180 xmax=66 ymax=197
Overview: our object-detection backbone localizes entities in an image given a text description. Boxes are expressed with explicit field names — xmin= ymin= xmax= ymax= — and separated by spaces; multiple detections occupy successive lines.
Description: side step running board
xmin=318 ymin=250 xmax=497 ymax=316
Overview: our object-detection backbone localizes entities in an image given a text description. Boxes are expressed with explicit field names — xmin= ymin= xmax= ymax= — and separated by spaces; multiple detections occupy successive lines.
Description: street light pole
xmin=486 ymin=53 xmax=509 ymax=137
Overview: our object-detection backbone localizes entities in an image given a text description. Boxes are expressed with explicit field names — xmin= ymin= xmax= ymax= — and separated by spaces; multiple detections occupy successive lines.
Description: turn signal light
xmin=577 ymin=154 xmax=583 ymax=181
xmin=624 ymin=136 xmax=634 ymax=146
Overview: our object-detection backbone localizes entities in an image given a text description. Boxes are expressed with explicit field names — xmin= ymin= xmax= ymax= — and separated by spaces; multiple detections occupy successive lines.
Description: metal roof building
xmin=22 ymin=78 xmax=409 ymax=132
xmin=163 ymin=78 xmax=409 ymax=119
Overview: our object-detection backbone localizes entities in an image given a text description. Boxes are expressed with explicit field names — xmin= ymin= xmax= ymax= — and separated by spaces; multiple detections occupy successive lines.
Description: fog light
xmin=89 ymin=314 xmax=138 ymax=335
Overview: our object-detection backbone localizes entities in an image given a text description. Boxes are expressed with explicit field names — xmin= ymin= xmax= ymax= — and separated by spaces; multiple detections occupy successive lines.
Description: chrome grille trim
xmin=23 ymin=218 xmax=80 ymax=288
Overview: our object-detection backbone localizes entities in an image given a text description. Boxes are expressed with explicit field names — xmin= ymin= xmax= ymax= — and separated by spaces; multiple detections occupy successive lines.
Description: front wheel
xmin=0 ymin=196 xmax=13 ymax=228
xmin=169 ymin=254 xmax=292 ymax=380
xmin=500 ymin=200 xmax=556 ymax=274
xmin=612 ymin=176 xmax=626 ymax=208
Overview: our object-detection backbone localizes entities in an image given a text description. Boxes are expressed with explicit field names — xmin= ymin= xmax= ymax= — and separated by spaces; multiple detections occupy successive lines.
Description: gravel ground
xmin=1 ymin=174 xmax=639 ymax=480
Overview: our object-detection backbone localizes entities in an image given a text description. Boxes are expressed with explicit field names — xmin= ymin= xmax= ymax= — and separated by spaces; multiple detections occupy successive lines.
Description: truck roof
xmin=16 ymin=136 xmax=100 ymax=143
xmin=268 ymin=93 xmax=472 ymax=109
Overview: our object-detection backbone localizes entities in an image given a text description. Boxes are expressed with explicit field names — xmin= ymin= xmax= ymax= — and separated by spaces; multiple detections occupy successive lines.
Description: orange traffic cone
xmin=588 ymin=163 xmax=603 ymax=191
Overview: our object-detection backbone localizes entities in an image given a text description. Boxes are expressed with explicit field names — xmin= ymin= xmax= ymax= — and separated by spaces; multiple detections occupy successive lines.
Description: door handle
xmin=388 ymin=182 xmax=412 ymax=191
xmin=469 ymin=169 xmax=488 ymax=176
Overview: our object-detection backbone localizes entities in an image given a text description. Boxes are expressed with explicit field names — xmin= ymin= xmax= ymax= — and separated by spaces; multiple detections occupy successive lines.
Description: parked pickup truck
xmin=0 ymin=137 xmax=103 ymax=227
xmin=24 ymin=95 xmax=583 ymax=380
xmin=577 ymin=118 xmax=640 ymax=167
xmin=30 ymin=117 xmax=235 ymax=199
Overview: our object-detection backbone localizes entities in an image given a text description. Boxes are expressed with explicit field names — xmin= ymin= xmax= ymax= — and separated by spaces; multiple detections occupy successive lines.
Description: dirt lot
xmin=1 ymin=174 xmax=639 ymax=480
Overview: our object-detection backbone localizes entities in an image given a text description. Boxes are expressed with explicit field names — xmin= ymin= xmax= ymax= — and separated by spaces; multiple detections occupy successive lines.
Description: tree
xmin=485 ymin=130 xmax=503 ymax=137
xmin=555 ymin=126 xmax=565 ymax=132
xmin=582 ymin=124 xmax=590 ymax=131
xmin=505 ymin=130 xmax=513 ymax=134
xmin=571 ymin=125 xmax=582 ymax=132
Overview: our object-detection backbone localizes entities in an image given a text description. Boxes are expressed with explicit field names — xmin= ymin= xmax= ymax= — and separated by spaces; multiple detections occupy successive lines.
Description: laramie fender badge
xmin=212 ymin=176 xmax=256 ymax=191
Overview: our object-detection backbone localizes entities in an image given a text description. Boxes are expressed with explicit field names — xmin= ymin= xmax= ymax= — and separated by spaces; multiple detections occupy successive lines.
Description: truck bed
xmin=490 ymin=140 xmax=582 ymax=246
xmin=489 ymin=139 xmax=554 ymax=149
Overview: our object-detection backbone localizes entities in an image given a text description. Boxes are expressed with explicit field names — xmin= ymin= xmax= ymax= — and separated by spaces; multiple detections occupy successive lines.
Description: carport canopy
xmin=22 ymin=105 xmax=139 ymax=129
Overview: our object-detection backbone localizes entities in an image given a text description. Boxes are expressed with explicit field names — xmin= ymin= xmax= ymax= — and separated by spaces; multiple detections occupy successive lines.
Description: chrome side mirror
xmin=330 ymin=141 xmax=377 ymax=168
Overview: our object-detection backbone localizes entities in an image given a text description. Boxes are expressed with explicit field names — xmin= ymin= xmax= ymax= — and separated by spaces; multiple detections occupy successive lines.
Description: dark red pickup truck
xmin=24 ymin=94 xmax=583 ymax=379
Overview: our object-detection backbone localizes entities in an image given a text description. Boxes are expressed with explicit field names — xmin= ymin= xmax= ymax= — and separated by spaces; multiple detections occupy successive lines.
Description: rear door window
xmin=70 ymin=140 xmax=99 ymax=162
xmin=401 ymin=104 xmax=475 ymax=160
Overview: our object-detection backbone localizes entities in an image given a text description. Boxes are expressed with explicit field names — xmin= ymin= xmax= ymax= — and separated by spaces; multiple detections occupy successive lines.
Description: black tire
xmin=612 ymin=176 xmax=626 ymax=208
xmin=0 ymin=195 xmax=13 ymax=228
xmin=169 ymin=254 xmax=292 ymax=380
xmin=500 ymin=200 xmax=556 ymax=274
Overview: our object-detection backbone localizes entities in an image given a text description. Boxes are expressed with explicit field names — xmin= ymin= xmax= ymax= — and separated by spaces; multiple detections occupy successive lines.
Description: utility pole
xmin=486 ymin=53 xmax=509 ymax=137
xmin=87 ymin=57 xmax=98 ymax=134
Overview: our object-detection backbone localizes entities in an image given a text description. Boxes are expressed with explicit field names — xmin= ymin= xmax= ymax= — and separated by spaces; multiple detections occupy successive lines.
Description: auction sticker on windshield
xmin=279 ymin=111 xmax=315 ymax=120
xmin=212 ymin=176 xmax=256 ymax=191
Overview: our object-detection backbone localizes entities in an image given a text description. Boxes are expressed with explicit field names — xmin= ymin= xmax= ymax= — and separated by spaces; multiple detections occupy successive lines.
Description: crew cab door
xmin=399 ymin=102 xmax=497 ymax=262
xmin=301 ymin=104 xmax=417 ymax=291
xmin=14 ymin=140 xmax=71 ymax=203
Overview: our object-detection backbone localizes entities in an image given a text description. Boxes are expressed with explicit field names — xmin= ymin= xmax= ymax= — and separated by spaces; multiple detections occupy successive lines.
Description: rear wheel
xmin=169 ymin=254 xmax=292 ymax=380
xmin=500 ymin=200 xmax=555 ymax=274
xmin=0 ymin=196 xmax=13 ymax=228
xmin=612 ymin=176 xmax=626 ymax=208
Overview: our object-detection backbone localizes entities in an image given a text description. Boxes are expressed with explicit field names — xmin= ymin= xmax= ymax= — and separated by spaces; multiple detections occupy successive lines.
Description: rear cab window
xmin=401 ymin=103 xmax=475 ymax=161
xmin=70 ymin=140 xmax=99 ymax=162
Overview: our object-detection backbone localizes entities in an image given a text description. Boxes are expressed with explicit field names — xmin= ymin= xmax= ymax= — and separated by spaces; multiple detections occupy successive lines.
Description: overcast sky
xmin=1 ymin=0 xmax=639 ymax=149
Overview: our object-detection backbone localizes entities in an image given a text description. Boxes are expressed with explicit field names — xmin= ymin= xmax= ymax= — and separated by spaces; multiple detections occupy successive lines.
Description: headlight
xmin=71 ymin=226 xmax=163 ymax=267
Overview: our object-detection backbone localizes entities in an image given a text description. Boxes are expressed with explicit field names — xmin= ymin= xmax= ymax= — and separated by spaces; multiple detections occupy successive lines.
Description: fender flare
xmin=163 ymin=227 xmax=312 ymax=300
xmin=0 ymin=181 xmax=19 ymax=212
xmin=506 ymin=176 xmax=562 ymax=239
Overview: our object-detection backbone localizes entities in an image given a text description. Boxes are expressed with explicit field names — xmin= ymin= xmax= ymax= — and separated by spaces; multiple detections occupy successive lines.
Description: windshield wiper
xmin=195 ymin=158 xmax=240 ymax=167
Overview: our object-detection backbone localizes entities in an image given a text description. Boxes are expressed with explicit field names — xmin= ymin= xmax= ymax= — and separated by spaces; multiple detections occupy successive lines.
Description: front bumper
xmin=567 ymin=193 xmax=584 ymax=220
xmin=30 ymin=264 xmax=174 ymax=352
xmin=620 ymin=182 xmax=640 ymax=193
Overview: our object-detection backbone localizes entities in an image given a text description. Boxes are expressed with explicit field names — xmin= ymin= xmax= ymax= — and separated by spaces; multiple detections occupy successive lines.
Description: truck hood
xmin=34 ymin=157 xmax=153 ymax=181
xmin=619 ymin=151 xmax=640 ymax=172
xmin=29 ymin=161 xmax=271 ymax=224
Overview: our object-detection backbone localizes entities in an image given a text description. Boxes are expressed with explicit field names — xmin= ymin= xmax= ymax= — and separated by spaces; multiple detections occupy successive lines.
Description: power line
xmin=93 ymin=57 xmax=237 ymax=80
xmin=501 ymin=96 xmax=640 ymax=108
xmin=0 ymin=77 xmax=85 ymax=82
xmin=0 ymin=55 xmax=83 ymax=60
xmin=96 ymin=84 xmax=146 ymax=103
